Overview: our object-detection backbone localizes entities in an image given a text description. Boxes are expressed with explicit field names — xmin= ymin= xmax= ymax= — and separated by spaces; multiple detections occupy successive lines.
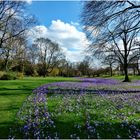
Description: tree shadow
xmin=53 ymin=119 xmax=140 ymax=139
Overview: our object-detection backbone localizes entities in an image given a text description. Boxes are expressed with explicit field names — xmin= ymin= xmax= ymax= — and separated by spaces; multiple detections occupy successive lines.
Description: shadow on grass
xmin=48 ymin=120 xmax=140 ymax=139
xmin=0 ymin=107 xmax=140 ymax=139
xmin=2 ymin=120 xmax=139 ymax=139
xmin=0 ymin=106 xmax=20 ymax=111
xmin=0 ymin=87 xmax=33 ymax=91
xmin=0 ymin=121 xmax=15 ymax=138
xmin=0 ymin=89 xmax=32 ymax=96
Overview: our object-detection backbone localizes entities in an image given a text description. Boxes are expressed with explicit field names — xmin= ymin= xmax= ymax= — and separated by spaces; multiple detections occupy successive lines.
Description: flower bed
xmin=10 ymin=78 xmax=140 ymax=139
xmin=33 ymin=78 xmax=140 ymax=95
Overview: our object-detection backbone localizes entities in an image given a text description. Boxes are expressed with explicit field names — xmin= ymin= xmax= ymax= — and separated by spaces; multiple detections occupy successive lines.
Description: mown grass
xmin=0 ymin=76 xmax=140 ymax=138
xmin=15 ymin=92 xmax=140 ymax=139
xmin=0 ymin=77 xmax=78 ymax=138
xmin=46 ymin=93 xmax=140 ymax=138
xmin=106 ymin=75 xmax=140 ymax=81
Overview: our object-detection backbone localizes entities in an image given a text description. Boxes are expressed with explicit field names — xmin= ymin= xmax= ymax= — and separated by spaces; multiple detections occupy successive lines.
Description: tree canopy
xmin=82 ymin=0 xmax=140 ymax=81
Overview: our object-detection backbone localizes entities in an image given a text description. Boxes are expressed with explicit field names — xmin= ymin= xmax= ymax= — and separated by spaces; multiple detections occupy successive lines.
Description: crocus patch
xmin=10 ymin=78 xmax=140 ymax=139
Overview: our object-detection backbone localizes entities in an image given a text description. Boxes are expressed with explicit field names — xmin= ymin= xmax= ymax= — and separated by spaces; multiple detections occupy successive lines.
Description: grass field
xmin=46 ymin=93 xmax=140 ymax=138
xmin=0 ymin=77 xmax=77 ymax=138
xmin=103 ymin=75 xmax=140 ymax=81
xmin=0 ymin=76 xmax=140 ymax=138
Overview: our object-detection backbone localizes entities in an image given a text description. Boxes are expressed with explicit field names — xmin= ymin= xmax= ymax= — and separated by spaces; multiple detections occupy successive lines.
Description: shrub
xmin=17 ymin=72 xmax=24 ymax=79
xmin=32 ymin=70 xmax=38 ymax=77
xmin=0 ymin=72 xmax=17 ymax=80
xmin=48 ymin=68 xmax=59 ymax=76
xmin=0 ymin=71 xmax=5 ymax=78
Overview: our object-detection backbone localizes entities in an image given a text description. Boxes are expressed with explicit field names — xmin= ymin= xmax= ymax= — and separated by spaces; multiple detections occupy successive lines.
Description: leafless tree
xmin=77 ymin=56 xmax=92 ymax=76
xmin=102 ymin=54 xmax=116 ymax=77
xmin=0 ymin=1 xmax=36 ymax=49
xmin=130 ymin=40 xmax=140 ymax=75
xmin=57 ymin=58 xmax=68 ymax=76
xmin=26 ymin=43 xmax=39 ymax=65
xmin=34 ymin=38 xmax=64 ymax=77
xmin=0 ymin=35 xmax=27 ymax=71
xmin=82 ymin=0 xmax=140 ymax=82
xmin=0 ymin=1 xmax=36 ymax=72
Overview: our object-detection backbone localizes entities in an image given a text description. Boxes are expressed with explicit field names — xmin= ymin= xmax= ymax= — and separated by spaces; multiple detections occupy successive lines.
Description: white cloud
xmin=70 ymin=21 xmax=80 ymax=26
xmin=27 ymin=25 xmax=48 ymax=43
xmin=28 ymin=20 xmax=90 ymax=62
xmin=13 ymin=0 xmax=32 ymax=4
xmin=16 ymin=0 xmax=32 ymax=4
xmin=25 ymin=0 xmax=32 ymax=4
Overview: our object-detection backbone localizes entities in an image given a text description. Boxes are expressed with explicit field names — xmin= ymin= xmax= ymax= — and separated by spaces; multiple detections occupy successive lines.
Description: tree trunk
xmin=137 ymin=68 xmax=140 ymax=76
xmin=42 ymin=63 xmax=46 ymax=77
xmin=4 ymin=58 xmax=8 ymax=72
xmin=123 ymin=62 xmax=130 ymax=82
xmin=136 ymin=60 xmax=140 ymax=75
xmin=133 ymin=67 xmax=135 ymax=76
xmin=110 ymin=64 xmax=112 ymax=77
xmin=123 ymin=39 xmax=130 ymax=82
xmin=4 ymin=50 xmax=10 ymax=72
xmin=21 ymin=61 xmax=24 ymax=73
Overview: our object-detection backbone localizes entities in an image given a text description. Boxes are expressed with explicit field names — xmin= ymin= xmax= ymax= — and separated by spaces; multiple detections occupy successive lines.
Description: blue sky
xmin=26 ymin=1 xmax=93 ymax=64
xmin=28 ymin=1 xmax=82 ymax=26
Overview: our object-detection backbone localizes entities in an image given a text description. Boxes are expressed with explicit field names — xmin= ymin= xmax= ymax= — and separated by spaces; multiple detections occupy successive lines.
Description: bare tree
xmin=25 ymin=43 xmax=39 ymax=68
xmin=0 ymin=1 xmax=36 ymax=49
xmin=0 ymin=35 xmax=27 ymax=71
xmin=34 ymin=38 xmax=64 ymax=77
xmin=82 ymin=1 xmax=140 ymax=82
xmin=77 ymin=56 xmax=92 ymax=77
xmin=102 ymin=54 xmax=116 ymax=77
xmin=0 ymin=1 xmax=36 ymax=72
xmin=130 ymin=40 xmax=140 ymax=75
xmin=57 ymin=58 xmax=68 ymax=76
xmin=82 ymin=1 xmax=140 ymax=37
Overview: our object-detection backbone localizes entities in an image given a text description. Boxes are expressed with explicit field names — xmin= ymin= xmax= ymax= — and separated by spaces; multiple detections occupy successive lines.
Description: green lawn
xmin=46 ymin=93 xmax=140 ymax=138
xmin=0 ymin=76 xmax=140 ymax=138
xmin=14 ymin=92 xmax=140 ymax=139
xmin=0 ymin=77 xmax=77 ymax=138
xmin=103 ymin=75 xmax=140 ymax=81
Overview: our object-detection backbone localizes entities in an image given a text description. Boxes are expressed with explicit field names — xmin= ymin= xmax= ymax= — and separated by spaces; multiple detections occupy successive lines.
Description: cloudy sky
xmin=27 ymin=1 xmax=90 ymax=62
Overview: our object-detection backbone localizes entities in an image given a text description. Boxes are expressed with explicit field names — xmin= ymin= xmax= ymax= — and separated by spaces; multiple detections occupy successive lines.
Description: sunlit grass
xmin=46 ymin=93 xmax=140 ymax=138
xmin=0 ymin=77 xmax=78 ymax=138
xmin=1 ymin=76 xmax=140 ymax=138
xmin=108 ymin=75 xmax=140 ymax=81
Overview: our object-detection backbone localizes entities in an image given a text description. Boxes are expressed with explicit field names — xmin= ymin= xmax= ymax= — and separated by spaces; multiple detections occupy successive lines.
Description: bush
xmin=0 ymin=71 xmax=5 ymax=78
xmin=0 ymin=72 xmax=17 ymax=80
xmin=17 ymin=72 xmax=24 ymax=79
